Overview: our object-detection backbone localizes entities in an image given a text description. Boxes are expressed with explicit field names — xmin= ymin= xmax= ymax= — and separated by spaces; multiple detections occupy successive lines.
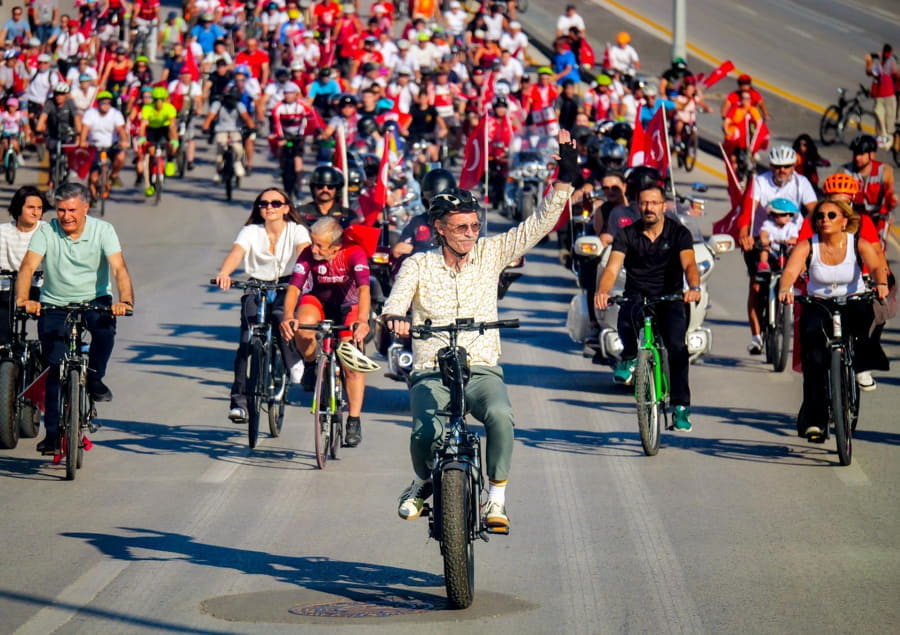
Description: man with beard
xmin=295 ymin=165 xmax=357 ymax=227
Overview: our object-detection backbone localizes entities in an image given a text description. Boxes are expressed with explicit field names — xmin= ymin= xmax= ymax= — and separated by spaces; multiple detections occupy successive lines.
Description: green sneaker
xmin=613 ymin=358 xmax=636 ymax=385
xmin=164 ymin=161 xmax=177 ymax=177
xmin=673 ymin=406 xmax=692 ymax=431
xmin=144 ymin=185 xmax=155 ymax=197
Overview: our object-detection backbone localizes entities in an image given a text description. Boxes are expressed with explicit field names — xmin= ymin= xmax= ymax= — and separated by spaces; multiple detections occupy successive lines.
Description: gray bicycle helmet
xmin=427 ymin=187 xmax=483 ymax=225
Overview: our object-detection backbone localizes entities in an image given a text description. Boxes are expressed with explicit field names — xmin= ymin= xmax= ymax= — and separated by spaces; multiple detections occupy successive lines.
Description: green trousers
xmin=408 ymin=365 xmax=514 ymax=482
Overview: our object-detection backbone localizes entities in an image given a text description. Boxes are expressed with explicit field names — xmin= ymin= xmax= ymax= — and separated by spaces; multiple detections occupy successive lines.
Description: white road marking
xmin=786 ymin=25 xmax=814 ymax=40
xmin=834 ymin=462 xmax=870 ymax=486
xmin=848 ymin=54 xmax=866 ymax=65
xmin=735 ymin=5 xmax=758 ymax=16
xmin=13 ymin=560 xmax=130 ymax=635
xmin=198 ymin=455 xmax=245 ymax=483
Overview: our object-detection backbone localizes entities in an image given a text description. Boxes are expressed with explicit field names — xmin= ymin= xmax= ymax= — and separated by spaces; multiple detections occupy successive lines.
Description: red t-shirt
xmin=726 ymin=87 xmax=764 ymax=108
xmin=313 ymin=1 xmax=341 ymax=28
xmin=289 ymin=244 xmax=370 ymax=307
xmin=234 ymin=49 xmax=269 ymax=80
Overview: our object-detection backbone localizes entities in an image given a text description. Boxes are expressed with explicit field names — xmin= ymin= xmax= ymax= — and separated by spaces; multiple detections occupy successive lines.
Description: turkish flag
xmin=459 ymin=115 xmax=487 ymax=189
xmin=643 ymin=106 xmax=670 ymax=175
xmin=711 ymin=144 xmax=746 ymax=239
xmin=333 ymin=123 xmax=346 ymax=173
xmin=701 ymin=60 xmax=735 ymax=89
xmin=626 ymin=104 xmax=644 ymax=167
xmin=358 ymin=192 xmax=382 ymax=226
xmin=183 ymin=45 xmax=200 ymax=82
xmin=343 ymin=224 xmax=380 ymax=258
xmin=749 ymin=119 xmax=770 ymax=155
xmin=736 ymin=172 xmax=755 ymax=230
xmin=19 ymin=367 xmax=49 ymax=414
xmin=64 ymin=145 xmax=96 ymax=180
xmin=373 ymin=131 xmax=392 ymax=206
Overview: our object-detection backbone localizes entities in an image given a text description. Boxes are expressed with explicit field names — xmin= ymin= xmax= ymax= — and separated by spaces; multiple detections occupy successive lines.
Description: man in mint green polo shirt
xmin=16 ymin=183 xmax=134 ymax=455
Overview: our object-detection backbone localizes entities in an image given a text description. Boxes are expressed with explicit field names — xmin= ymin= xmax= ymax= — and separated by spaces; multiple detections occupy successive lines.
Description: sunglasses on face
xmin=258 ymin=200 xmax=286 ymax=208
xmin=773 ymin=165 xmax=793 ymax=170
xmin=443 ymin=221 xmax=482 ymax=235
xmin=770 ymin=212 xmax=793 ymax=218
xmin=314 ymin=184 xmax=336 ymax=190
xmin=814 ymin=211 xmax=840 ymax=221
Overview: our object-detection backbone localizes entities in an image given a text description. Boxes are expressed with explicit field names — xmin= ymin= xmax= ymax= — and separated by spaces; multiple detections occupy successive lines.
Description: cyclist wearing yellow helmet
xmin=137 ymin=86 xmax=178 ymax=195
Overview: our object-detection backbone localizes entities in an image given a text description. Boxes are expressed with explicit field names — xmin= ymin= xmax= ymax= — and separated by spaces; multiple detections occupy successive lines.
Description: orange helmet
xmin=616 ymin=31 xmax=630 ymax=45
xmin=822 ymin=172 xmax=860 ymax=197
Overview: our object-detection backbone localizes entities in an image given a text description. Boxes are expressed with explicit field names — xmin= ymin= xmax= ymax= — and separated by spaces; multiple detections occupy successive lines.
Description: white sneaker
xmin=234 ymin=161 xmax=246 ymax=178
xmin=212 ymin=173 xmax=221 ymax=183
xmin=290 ymin=360 xmax=305 ymax=384
xmin=398 ymin=479 xmax=432 ymax=520
xmin=484 ymin=500 xmax=509 ymax=530
xmin=747 ymin=336 xmax=764 ymax=355
xmin=856 ymin=371 xmax=876 ymax=392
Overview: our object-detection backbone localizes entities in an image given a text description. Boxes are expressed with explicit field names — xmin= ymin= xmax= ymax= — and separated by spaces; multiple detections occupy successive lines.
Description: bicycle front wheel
xmin=267 ymin=342 xmax=286 ymax=438
xmin=330 ymin=367 xmax=342 ymax=459
xmin=684 ymin=129 xmax=698 ymax=172
xmin=772 ymin=302 xmax=792 ymax=373
xmin=64 ymin=368 xmax=80 ymax=480
xmin=819 ymin=105 xmax=841 ymax=146
xmin=312 ymin=357 xmax=331 ymax=469
xmin=634 ymin=349 xmax=661 ymax=456
xmin=5 ymin=152 xmax=16 ymax=185
xmin=441 ymin=468 xmax=475 ymax=609
xmin=0 ymin=361 xmax=19 ymax=449
xmin=831 ymin=348 xmax=852 ymax=466
xmin=247 ymin=339 xmax=265 ymax=449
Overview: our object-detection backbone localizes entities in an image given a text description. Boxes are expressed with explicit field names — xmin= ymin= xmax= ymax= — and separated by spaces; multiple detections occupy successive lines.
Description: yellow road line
xmin=604 ymin=0 xmax=826 ymax=114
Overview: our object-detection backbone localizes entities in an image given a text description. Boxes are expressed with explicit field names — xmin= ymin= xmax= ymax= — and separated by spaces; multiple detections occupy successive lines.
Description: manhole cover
xmin=290 ymin=597 xmax=437 ymax=618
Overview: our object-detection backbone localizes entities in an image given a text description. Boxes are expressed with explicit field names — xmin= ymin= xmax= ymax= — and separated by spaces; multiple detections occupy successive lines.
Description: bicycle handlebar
xmin=209 ymin=278 xmax=289 ymax=291
xmin=409 ymin=318 xmax=520 ymax=338
xmin=607 ymin=293 xmax=685 ymax=306
xmin=794 ymin=291 xmax=878 ymax=306
xmin=292 ymin=320 xmax=355 ymax=335
xmin=17 ymin=302 xmax=133 ymax=317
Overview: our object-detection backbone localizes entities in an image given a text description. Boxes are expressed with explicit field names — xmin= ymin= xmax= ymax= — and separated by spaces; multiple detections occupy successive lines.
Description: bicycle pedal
xmin=485 ymin=525 xmax=510 ymax=536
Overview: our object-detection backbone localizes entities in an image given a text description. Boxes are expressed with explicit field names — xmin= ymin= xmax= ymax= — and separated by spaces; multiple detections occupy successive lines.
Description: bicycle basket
xmin=437 ymin=345 xmax=470 ymax=388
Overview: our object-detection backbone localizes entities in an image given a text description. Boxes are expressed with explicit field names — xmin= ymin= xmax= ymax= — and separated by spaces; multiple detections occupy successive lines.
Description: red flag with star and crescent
xmin=626 ymin=104 xmax=644 ymax=167
xmin=643 ymin=105 xmax=671 ymax=176
xmin=64 ymin=145 xmax=96 ymax=180
xmin=459 ymin=114 xmax=488 ymax=190
xmin=711 ymin=144 xmax=748 ymax=239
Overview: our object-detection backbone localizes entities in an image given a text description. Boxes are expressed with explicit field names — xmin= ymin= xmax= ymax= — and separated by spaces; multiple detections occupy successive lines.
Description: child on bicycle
xmin=757 ymin=198 xmax=800 ymax=274
xmin=1 ymin=98 xmax=28 ymax=157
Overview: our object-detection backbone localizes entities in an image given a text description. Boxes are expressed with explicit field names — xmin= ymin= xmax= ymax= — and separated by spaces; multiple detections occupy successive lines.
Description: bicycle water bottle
xmin=832 ymin=310 xmax=842 ymax=339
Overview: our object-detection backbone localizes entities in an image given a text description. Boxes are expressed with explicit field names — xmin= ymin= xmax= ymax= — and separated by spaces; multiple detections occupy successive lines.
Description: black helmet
xmin=625 ymin=165 xmax=665 ymax=201
xmin=274 ymin=67 xmax=290 ymax=81
xmin=492 ymin=96 xmax=508 ymax=109
xmin=427 ymin=186 xmax=483 ymax=224
xmin=849 ymin=134 xmax=877 ymax=155
xmin=609 ymin=121 xmax=633 ymax=145
xmin=317 ymin=67 xmax=332 ymax=79
xmin=361 ymin=153 xmax=380 ymax=179
xmin=347 ymin=160 xmax=365 ymax=191
xmin=571 ymin=124 xmax=593 ymax=144
xmin=336 ymin=93 xmax=359 ymax=108
xmin=357 ymin=115 xmax=378 ymax=137
xmin=361 ymin=61 xmax=377 ymax=74
xmin=309 ymin=165 xmax=345 ymax=190
xmin=421 ymin=168 xmax=457 ymax=207
xmin=599 ymin=138 xmax=626 ymax=168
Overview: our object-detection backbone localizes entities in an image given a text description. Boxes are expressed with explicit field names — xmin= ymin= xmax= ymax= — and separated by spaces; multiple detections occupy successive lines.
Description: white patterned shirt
xmin=382 ymin=185 xmax=572 ymax=371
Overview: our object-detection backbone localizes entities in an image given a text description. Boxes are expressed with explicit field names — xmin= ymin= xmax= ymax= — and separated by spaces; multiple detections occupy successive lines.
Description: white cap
xmin=509 ymin=21 xmax=521 ymax=28
xmin=283 ymin=82 xmax=301 ymax=94
xmin=397 ymin=38 xmax=410 ymax=49
xmin=450 ymin=0 xmax=461 ymax=7
xmin=38 ymin=53 xmax=52 ymax=63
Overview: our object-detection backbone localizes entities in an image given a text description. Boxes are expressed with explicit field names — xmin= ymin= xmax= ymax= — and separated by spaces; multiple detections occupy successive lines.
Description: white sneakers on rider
xmin=398 ymin=479 xmax=432 ymax=520
xmin=856 ymin=371 xmax=877 ymax=392
xmin=748 ymin=334 xmax=764 ymax=355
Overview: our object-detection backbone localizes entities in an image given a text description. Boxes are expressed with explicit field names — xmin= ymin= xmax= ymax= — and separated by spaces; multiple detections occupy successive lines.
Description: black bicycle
xmin=795 ymin=292 xmax=876 ymax=466
xmin=756 ymin=242 xmax=793 ymax=373
xmin=39 ymin=302 xmax=130 ymax=480
xmin=0 ymin=272 xmax=44 ymax=449
xmin=819 ymin=84 xmax=876 ymax=147
xmin=409 ymin=317 xmax=519 ymax=609
xmin=214 ymin=279 xmax=289 ymax=449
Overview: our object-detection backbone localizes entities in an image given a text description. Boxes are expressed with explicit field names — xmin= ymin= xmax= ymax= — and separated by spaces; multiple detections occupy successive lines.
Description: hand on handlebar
xmin=683 ymin=289 xmax=701 ymax=304
xmin=279 ymin=319 xmax=296 ymax=341
xmin=594 ymin=291 xmax=610 ymax=311
xmin=383 ymin=315 xmax=410 ymax=337
xmin=20 ymin=300 xmax=41 ymax=316
xmin=778 ymin=287 xmax=794 ymax=304
xmin=215 ymin=274 xmax=232 ymax=290
xmin=111 ymin=301 xmax=132 ymax=316
xmin=351 ymin=321 xmax=369 ymax=347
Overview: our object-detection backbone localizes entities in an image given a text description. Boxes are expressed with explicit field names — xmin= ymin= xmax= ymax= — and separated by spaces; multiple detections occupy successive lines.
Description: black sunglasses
xmin=814 ymin=211 xmax=839 ymax=221
xmin=258 ymin=200 xmax=286 ymax=209
xmin=314 ymin=184 xmax=337 ymax=190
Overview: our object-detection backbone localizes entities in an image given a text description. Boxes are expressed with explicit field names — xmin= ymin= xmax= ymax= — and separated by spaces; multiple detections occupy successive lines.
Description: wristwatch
xmin=689 ymin=286 xmax=701 ymax=292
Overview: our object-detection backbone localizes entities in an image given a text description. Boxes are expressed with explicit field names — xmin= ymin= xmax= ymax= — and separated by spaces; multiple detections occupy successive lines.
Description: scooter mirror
xmin=708 ymin=233 xmax=736 ymax=254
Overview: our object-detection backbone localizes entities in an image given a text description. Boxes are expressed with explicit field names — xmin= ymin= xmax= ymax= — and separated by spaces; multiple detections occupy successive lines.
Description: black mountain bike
xmin=0 ymin=272 xmax=44 ymax=449
xmin=756 ymin=242 xmax=793 ymax=373
xmin=819 ymin=84 xmax=876 ymax=147
xmin=214 ymin=279 xmax=289 ymax=449
xmin=410 ymin=317 xmax=519 ymax=609
xmin=41 ymin=302 xmax=130 ymax=480
xmin=795 ymin=292 xmax=876 ymax=466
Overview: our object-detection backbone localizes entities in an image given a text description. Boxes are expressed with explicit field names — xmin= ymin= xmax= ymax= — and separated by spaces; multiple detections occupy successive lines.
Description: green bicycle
xmin=611 ymin=294 xmax=683 ymax=456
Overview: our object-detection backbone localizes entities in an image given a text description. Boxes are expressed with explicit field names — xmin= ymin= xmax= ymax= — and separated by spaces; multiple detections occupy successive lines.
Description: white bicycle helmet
xmin=53 ymin=82 xmax=70 ymax=95
xmin=336 ymin=342 xmax=382 ymax=373
xmin=767 ymin=145 xmax=796 ymax=166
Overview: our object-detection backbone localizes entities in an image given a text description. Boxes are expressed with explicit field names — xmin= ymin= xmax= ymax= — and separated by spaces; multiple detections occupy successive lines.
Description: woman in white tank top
xmin=214 ymin=188 xmax=311 ymax=422
xmin=777 ymin=199 xmax=889 ymax=441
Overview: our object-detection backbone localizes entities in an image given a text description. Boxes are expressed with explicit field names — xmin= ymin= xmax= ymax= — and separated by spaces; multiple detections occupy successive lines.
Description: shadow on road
xmin=61 ymin=527 xmax=445 ymax=601
xmin=0 ymin=453 xmax=64 ymax=481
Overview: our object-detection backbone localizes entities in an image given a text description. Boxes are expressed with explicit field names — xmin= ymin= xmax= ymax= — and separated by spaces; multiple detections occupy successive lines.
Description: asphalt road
xmin=0 ymin=6 xmax=898 ymax=633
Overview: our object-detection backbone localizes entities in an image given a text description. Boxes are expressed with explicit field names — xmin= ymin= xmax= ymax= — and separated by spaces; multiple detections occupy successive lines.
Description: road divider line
xmin=834 ymin=462 xmax=870 ymax=487
xmin=13 ymin=560 xmax=130 ymax=635
xmin=599 ymin=0 xmax=828 ymax=115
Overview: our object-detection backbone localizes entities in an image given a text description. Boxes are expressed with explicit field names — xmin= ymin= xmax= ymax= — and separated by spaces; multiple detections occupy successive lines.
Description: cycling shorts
xmin=299 ymin=294 xmax=359 ymax=329
xmin=146 ymin=127 xmax=169 ymax=145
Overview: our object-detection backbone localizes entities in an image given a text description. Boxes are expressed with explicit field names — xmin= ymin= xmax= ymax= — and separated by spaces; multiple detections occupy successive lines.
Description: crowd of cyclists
xmin=0 ymin=0 xmax=895 ymax=526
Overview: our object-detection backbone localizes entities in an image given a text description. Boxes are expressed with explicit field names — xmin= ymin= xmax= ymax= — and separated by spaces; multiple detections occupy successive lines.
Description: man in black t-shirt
xmin=404 ymin=90 xmax=447 ymax=163
xmin=595 ymin=184 xmax=701 ymax=431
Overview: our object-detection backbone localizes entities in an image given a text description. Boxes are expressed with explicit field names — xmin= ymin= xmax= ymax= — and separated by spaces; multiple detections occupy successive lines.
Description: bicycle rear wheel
xmin=330 ymin=368 xmax=342 ymax=459
xmin=18 ymin=347 xmax=42 ymax=439
xmin=153 ymin=157 xmax=164 ymax=206
xmin=819 ymin=105 xmax=841 ymax=146
xmin=247 ymin=339 xmax=265 ymax=449
xmin=831 ymin=348 xmax=852 ymax=466
xmin=312 ymin=357 xmax=330 ymax=469
xmin=440 ymin=468 xmax=475 ymax=609
xmin=64 ymin=368 xmax=80 ymax=480
xmin=772 ymin=302 xmax=792 ymax=373
xmin=634 ymin=349 xmax=661 ymax=456
xmin=267 ymin=342 xmax=286 ymax=438
xmin=5 ymin=151 xmax=16 ymax=184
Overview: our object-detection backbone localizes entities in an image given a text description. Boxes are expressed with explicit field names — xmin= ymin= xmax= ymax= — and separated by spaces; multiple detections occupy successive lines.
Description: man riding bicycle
xmin=280 ymin=217 xmax=371 ymax=448
xmin=78 ymin=91 xmax=128 ymax=203
xmin=296 ymin=166 xmax=358 ymax=228
xmin=595 ymin=182 xmax=702 ymax=431
xmin=201 ymin=86 xmax=254 ymax=183
xmin=137 ymin=86 xmax=179 ymax=195
xmin=381 ymin=130 xmax=578 ymax=531
xmin=15 ymin=183 xmax=134 ymax=455
xmin=36 ymin=83 xmax=82 ymax=189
